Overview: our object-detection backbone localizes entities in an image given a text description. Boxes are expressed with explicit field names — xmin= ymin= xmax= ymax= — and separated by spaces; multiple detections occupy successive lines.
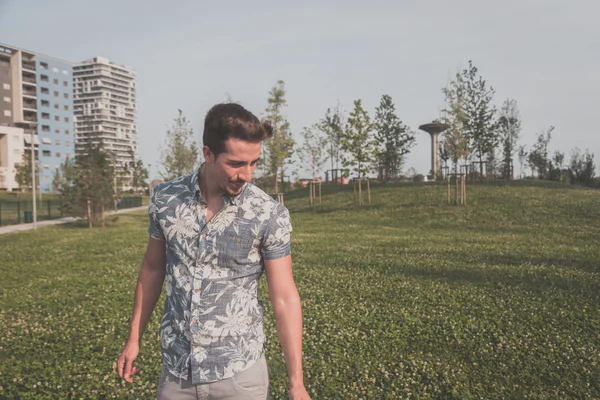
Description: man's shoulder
xmin=244 ymin=183 xmax=287 ymax=210
xmin=152 ymin=173 xmax=195 ymax=201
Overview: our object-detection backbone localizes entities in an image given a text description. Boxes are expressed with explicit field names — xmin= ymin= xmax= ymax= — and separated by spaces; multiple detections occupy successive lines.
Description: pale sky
xmin=1 ymin=0 xmax=598 ymax=179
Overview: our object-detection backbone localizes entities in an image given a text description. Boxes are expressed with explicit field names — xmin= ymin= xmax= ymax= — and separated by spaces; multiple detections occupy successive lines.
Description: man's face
xmin=205 ymin=138 xmax=261 ymax=197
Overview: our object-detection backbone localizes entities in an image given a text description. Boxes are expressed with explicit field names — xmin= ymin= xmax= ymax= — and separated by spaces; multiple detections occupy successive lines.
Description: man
xmin=117 ymin=103 xmax=311 ymax=400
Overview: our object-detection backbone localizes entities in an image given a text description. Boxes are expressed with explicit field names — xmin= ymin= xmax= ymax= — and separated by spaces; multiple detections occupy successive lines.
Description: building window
xmin=41 ymin=100 xmax=49 ymax=107
xmin=66 ymin=141 xmax=71 ymax=146
xmin=42 ymin=125 xmax=50 ymax=132
xmin=64 ymin=105 xmax=69 ymax=111
xmin=66 ymin=153 xmax=71 ymax=158
xmin=53 ymin=91 xmax=59 ymax=97
xmin=4 ymin=96 xmax=10 ymax=103
xmin=65 ymin=129 xmax=70 ymax=134
xmin=53 ymin=78 xmax=58 ymax=84
xmin=42 ymin=150 xmax=51 ymax=157
xmin=54 ymin=103 xmax=59 ymax=109
xmin=52 ymin=67 xmax=58 ymax=73
xmin=64 ymin=117 xmax=69 ymax=123
xmin=13 ymin=135 xmax=19 ymax=142
xmin=63 ymin=81 xmax=68 ymax=87
xmin=56 ymin=152 xmax=61 ymax=158
xmin=62 ymin=70 xmax=69 ymax=75
xmin=41 ymin=87 xmax=49 ymax=94
xmin=40 ymin=62 xmax=48 ymax=69
xmin=41 ymin=75 xmax=49 ymax=82
xmin=41 ymin=113 xmax=49 ymax=119
xmin=42 ymin=137 xmax=51 ymax=144
xmin=63 ymin=93 xmax=69 ymax=99
xmin=3 ymin=110 xmax=10 ymax=117
xmin=55 ymin=139 xmax=60 ymax=145
xmin=55 ymin=116 xmax=59 ymax=121
xmin=2 ymin=83 xmax=9 ymax=90
xmin=55 ymin=129 xmax=59 ymax=133
xmin=43 ymin=164 xmax=50 ymax=170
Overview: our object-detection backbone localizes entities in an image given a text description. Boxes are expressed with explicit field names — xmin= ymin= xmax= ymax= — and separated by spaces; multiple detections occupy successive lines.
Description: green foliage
xmin=319 ymin=103 xmax=345 ymax=174
xmin=159 ymin=109 xmax=200 ymax=181
xmin=462 ymin=61 xmax=498 ymax=174
xmin=569 ymin=148 xmax=596 ymax=186
xmin=297 ymin=124 xmax=327 ymax=179
xmin=14 ymin=148 xmax=39 ymax=192
xmin=130 ymin=158 xmax=149 ymax=192
xmin=264 ymin=80 xmax=295 ymax=193
xmin=340 ymin=99 xmax=376 ymax=178
xmin=441 ymin=73 xmax=470 ymax=172
xmin=52 ymin=143 xmax=114 ymax=227
xmin=527 ymin=126 xmax=554 ymax=179
xmin=373 ymin=94 xmax=415 ymax=182
xmin=497 ymin=99 xmax=522 ymax=179
xmin=1 ymin=184 xmax=599 ymax=399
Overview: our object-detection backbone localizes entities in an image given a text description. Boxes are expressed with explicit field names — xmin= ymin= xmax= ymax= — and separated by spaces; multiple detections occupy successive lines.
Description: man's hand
xmin=117 ymin=340 xmax=141 ymax=383
xmin=290 ymin=385 xmax=311 ymax=400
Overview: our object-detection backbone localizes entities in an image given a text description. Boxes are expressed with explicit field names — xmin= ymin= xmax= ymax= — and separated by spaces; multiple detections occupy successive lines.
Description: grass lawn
xmin=0 ymin=182 xmax=598 ymax=399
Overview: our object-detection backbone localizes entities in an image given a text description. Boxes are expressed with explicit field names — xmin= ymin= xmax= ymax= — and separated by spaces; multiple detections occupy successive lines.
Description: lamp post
xmin=30 ymin=133 xmax=37 ymax=229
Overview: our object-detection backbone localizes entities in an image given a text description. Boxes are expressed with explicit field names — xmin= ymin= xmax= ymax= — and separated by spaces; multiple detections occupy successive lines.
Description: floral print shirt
xmin=148 ymin=169 xmax=292 ymax=384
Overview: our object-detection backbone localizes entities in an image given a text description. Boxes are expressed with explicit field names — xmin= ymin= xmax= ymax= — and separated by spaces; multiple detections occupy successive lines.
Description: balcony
xmin=24 ymin=116 xmax=38 ymax=123
xmin=22 ymin=77 xmax=37 ymax=86
xmin=23 ymin=105 xmax=37 ymax=113
xmin=23 ymin=90 xmax=37 ymax=98
xmin=22 ymin=62 xmax=36 ymax=72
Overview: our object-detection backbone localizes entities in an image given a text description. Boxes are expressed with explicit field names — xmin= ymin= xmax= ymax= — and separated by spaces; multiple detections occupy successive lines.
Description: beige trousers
xmin=156 ymin=355 xmax=269 ymax=400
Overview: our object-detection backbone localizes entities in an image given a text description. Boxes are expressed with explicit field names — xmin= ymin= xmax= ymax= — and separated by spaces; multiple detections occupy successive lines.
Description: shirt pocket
xmin=219 ymin=232 xmax=258 ymax=271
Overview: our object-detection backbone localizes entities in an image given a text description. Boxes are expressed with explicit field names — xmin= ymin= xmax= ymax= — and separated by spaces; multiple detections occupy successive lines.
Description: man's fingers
xmin=124 ymin=356 xmax=134 ymax=382
xmin=131 ymin=366 xmax=141 ymax=376
xmin=117 ymin=354 xmax=125 ymax=379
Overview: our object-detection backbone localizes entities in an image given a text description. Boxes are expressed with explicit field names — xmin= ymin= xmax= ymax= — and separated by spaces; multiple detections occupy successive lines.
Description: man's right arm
xmin=117 ymin=237 xmax=166 ymax=383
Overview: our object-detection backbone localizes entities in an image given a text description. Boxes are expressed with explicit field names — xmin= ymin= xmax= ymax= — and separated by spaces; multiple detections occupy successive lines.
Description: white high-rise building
xmin=73 ymin=57 xmax=137 ymax=187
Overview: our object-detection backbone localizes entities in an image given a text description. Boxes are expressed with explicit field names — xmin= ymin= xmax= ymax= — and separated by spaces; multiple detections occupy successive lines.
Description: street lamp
xmin=30 ymin=133 xmax=37 ymax=229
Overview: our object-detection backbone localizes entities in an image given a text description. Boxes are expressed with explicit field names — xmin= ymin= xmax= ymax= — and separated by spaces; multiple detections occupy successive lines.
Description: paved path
xmin=0 ymin=206 xmax=147 ymax=235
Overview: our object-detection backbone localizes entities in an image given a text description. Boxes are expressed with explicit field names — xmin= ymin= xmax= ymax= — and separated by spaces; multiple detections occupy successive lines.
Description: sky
xmin=1 ymin=0 xmax=598 ymax=180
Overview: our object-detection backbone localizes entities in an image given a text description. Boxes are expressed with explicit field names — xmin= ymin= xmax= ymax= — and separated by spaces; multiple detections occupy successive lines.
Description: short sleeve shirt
xmin=148 ymin=169 xmax=292 ymax=384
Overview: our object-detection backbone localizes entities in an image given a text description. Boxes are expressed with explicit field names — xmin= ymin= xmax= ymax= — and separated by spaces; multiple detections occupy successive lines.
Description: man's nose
xmin=238 ymin=165 xmax=252 ymax=182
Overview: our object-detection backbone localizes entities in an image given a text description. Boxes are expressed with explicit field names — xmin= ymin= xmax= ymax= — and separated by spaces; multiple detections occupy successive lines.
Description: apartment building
xmin=0 ymin=43 xmax=74 ymax=192
xmin=73 ymin=57 xmax=138 ymax=187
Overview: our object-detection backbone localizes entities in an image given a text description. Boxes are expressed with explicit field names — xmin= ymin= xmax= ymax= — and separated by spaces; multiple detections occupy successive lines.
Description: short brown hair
xmin=203 ymin=103 xmax=273 ymax=157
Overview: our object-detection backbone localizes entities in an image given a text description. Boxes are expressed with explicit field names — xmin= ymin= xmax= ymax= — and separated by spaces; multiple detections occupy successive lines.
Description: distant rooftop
xmin=76 ymin=56 xmax=136 ymax=73
xmin=0 ymin=42 xmax=73 ymax=65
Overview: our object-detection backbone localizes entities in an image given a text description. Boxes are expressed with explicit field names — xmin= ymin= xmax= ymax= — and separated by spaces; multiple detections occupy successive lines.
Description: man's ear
xmin=203 ymin=146 xmax=214 ymax=163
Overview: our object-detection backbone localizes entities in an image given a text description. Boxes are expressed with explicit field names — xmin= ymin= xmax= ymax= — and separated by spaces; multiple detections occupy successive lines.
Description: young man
xmin=117 ymin=103 xmax=311 ymax=400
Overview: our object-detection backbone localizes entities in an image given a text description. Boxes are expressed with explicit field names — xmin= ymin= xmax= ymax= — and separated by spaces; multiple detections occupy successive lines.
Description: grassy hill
xmin=0 ymin=182 xmax=598 ymax=399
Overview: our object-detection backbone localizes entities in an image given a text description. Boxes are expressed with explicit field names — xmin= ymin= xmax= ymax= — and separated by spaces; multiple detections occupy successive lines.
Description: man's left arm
xmin=265 ymin=255 xmax=311 ymax=400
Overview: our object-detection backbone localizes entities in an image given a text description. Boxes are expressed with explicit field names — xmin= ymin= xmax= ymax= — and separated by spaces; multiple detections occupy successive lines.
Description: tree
xmin=320 ymin=103 xmax=345 ymax=178
xmin=549 ymin=151 xmax=565 ymax=182
xmin=159 ymin=109 xmax=200 ymax=181
xmin=527 ymin=126 xmax=554 ymax=179
xmin=130 ymin=158 xmax=149 ymax=193
xmin=340 ymin=99 xmax=376 ymax=178
xmin=569 ymin=148 xmax=596 ymax=186
xmin=497 ymin=99 xmax=522 ymax=179
xmin=462 ymin=61 xmax=498 ymax=178
xmin=14 ymin=149 xmax=39 ymax=192
xmin=373 ymin=94 xmax=415 ymax=182
xmin=441 ymin=73 xmax=470 ymax=173
xmin=54 ymin=143 xmax=115 ymax=228
xmin=517 ymin=145 xmax=528 ymax=179
xmin=264 ymin=80 xmax=295 ymax=193
xmin=297 ymin=124 xmax=327 ymax=179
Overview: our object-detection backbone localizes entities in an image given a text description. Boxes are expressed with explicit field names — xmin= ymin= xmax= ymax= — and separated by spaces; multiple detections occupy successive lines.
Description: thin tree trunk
xmin=87 ymin=199 xmax=92 ymax=229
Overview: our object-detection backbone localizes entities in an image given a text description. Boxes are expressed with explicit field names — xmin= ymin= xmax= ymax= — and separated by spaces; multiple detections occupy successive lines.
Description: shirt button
xmin=202 ymin=233 xmax=207 ymax=238
xmin=194 ymin=289 xmax=199 ymax=293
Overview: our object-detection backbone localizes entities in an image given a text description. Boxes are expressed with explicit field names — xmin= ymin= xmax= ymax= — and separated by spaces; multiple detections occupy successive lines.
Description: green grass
xmin=0 ymin=182 xmax=599 ymax=399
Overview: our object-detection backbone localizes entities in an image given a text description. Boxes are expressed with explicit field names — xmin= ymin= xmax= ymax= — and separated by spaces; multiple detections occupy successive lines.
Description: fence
xmin=0 ymin=200 xmax=64 ymax=226
xmin=0 ymin=196 xmax=144 ymax=226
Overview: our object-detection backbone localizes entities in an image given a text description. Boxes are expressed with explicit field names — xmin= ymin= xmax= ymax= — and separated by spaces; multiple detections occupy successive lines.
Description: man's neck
xmin=199 ymin=164 xmax=224 ymax=203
